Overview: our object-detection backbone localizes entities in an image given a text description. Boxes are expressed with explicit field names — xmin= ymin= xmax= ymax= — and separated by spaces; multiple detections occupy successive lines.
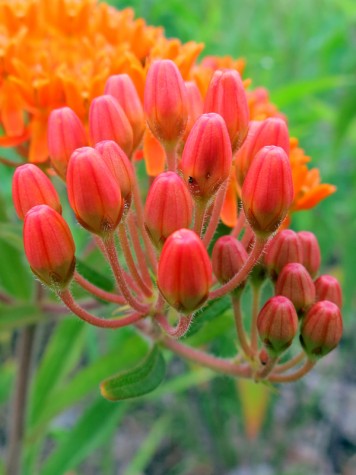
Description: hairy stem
xmin=203 ymin=183 xmax=227 ymax=248
xmin=273 ymin=351 xmax=306 ymax=374
xmin=268 ymin=359 xmax=315 ymax=383
xmin=231 ymin=295 xmax=253 ymax=358
xmin=250 ymin=283 xmax=262 ymax=354
xmin=155 ymin=313 xmax=193 ymax=338
xmin=74 ymin=271 xmax=126 ymax=305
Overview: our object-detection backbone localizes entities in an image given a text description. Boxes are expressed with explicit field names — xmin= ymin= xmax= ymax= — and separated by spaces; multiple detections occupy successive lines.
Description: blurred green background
xmin=1 ymin=0 xmax=355 ymax=474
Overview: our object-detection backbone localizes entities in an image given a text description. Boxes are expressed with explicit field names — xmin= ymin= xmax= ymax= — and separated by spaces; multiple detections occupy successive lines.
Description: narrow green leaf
xmin=100 ymin=345 xmax=166 ymax=401
xmin=0 ymin=361 xmax=15 ymax=405
xmin=0 ymin=222 xmax=24 ymax=251
xmin=40 ymin=397 xmax=127 ymax=475
xmin=0 ymin=239 xmax=32 ymax=298
xmin=0 ymin=304 xmax=42 ymax=331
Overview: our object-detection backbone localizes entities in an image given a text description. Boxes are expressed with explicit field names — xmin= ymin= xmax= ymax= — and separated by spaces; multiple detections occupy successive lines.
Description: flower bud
xmin=67 ymin=147 xmax=122 ymax=236
xmin=157 ymin=229 xmax=212 ymax=313
xmin=242 ymin=146 xmax=294 ymax=238
xmin=181 ymin=113 xmax=232 ymax=201
xmin=257 ymin=296 xmax=298 ymax=356
xmin=95 ymin=140 xmax=133 ymax=211
xmin=315 ymin=275 xmax=342 ymax=308
xmin=89 ymin=95 xmax=133 ymax=157
xmin=12 ymin=164 xmax=62 ymax=220
xmin=144 ymin=59 xmax=189 ymax=148
xmin=24 ymin=205 xmax=75 ymax=288
xmin=212 ymin=236 xmax=248 ymax=287
xmin=275 ymin=263 xmax=315 ymax=313
xmin=104 ymin=74 xmax=145 ymax=151
xmin=47 ymin=107 xmax=87 ymax=179
xmin=264 ymin=230 xmax=304 ymax=279
xmin=180 ymin=81 xmax=204 ymax=146
xmin=300 ymin=301 xmax=343 ymax=360
xmin=144 ymin=172 xmax=193 ymax=248
xmin=297 ymin=231 xmax=321 ymax=278
xmin=204 ymin=69 xmax=249 ymax=153
xmin=235 ymin=117 xmax=290 ymax=187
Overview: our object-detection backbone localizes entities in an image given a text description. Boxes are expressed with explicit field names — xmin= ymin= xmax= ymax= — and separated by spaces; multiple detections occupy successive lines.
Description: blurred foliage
xmin=0 ymin=0 xmax=355 ymax=474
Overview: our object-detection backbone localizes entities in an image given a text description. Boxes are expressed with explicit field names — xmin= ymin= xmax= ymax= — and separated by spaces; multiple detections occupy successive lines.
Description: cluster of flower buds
xmin=12 ymin=59 xmax=343 ymax=384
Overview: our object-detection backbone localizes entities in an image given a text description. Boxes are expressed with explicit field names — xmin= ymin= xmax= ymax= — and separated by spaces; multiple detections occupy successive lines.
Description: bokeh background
xmin=0 ymin=0 xmax=355 ymax=474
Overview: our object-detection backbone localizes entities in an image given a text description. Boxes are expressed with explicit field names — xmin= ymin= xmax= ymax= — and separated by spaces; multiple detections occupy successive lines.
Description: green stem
xmin=231 ymin=295 xmax=253 ymax=358
xmin=250 ymin=284 xmax=262 ymax=354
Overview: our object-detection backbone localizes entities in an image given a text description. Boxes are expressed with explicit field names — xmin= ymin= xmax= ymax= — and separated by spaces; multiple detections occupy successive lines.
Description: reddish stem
xmin=273 ymin=351 xmax=306 ymax=374
xmin=127 ymin=214 xmax=152 ymax=287
xmin=155 ymin=313 xmax=193 ymax=338
xmin=203 ymin=183 xmax=228 ymax=248
xmin=231 ymin=207 xmax=246 ymax=238
xmin=74 ymin=271 xmax=126 ymax=305
xmin=231 ymin=296 xmax=253 ymax=358
xmin=268 ymin=359 xmax=315 ymax=383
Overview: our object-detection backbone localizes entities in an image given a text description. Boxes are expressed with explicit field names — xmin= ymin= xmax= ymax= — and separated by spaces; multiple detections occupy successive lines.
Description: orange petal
xmin=220 ymin=172 xmax=238 ymax=228
xmin=143 ymin=128 xmax=165 ymax=176
xmin=28 ymin=117 xmax=49 ymax=163
xmin=293 ymin=184 xmax=336 ymax=211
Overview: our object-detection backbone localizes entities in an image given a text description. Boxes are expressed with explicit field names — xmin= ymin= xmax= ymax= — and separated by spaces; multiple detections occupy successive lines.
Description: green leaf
xmin=186 ymin=295 xmax=231 ymax=338
xmin=75 ymin=259 xmax=114 ymax=292
xmin=40 ymin=397 xmax=127 ymax=475
xmin=0 ymin=222 xmax=23 ymax=251
xmin=100 ymin=345 xmax=166 ymax=401
xmin=0 ymin=361 xmax=15 ymax=405
xmin=0 ymin=304 xmax=42 ymax=332
xmin=0 ymin=239 xmax=32 ymax=298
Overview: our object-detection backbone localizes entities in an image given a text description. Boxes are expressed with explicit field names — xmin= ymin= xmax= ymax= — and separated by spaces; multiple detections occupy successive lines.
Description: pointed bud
xmin=257 ymin=296 xmax=298 ymax=356
xmin=24 ymin=205 xmax=75 ymax=289
xmin=144 ymin=172 xmax=193 ymax=248
xmin=158 ymin=229 xmax=212 ymax=313
xmin=47 ymin=107 xmax=87 ymax=179
xmin=89 ymin=95 xmax=133 ymax=157
xmin=235 ymin=117 xmax=290 ymax=187
xmin=67 ymin=147 xmax=122 ymax=237
xmin=212 ymin=236 xmax=248 ymax=288
xmin=144 ymin=59 xmax=189 ymax=148
xmin=181 ymin=113 xmax=232 ymax=201
xmin=181 ymin=81 xmax=204 ymax=144
xmin=242 ymin=146 xmax=294 ymax=238
xmin=105 ymin=74 xmax=145 ymax=151
xmin=264 ymin=230 xmax=304 ymax=279
xmin=95 ymin=140 xmax=133 ymax=211
xmin=315 ymin=275 xmax=342 ymax=308
xmin=12 ymin=164 xmax=62 ymax=220
xmin=204 ymin=69 xmax=249 ymax=153
xmin=298 ymin=231 xmax=321 ymax=278
xmin=300 ymin=301 xmax=343 ymax=361
xmin=275 ymin=263 xmax=315 ymax=313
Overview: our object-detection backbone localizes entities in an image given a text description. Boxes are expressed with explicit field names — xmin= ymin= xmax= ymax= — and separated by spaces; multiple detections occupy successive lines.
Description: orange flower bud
xmin=144 ymin=59 xmax=189 ymax=147
xmin=275 ymin=263 xmax=315 ymax=313
xmin=24 ymin=205 xmax=75 ymax=289
xmin=105 ymin=74 xmax=145 ymax=151
xmin=204 ymin=69 xmax=249 ymax=153
xmin=257 ymin=295 xmax=298 ymax=356
xmin=298 ymin=231 xmax=321 ymax=278
xmin=235 ymin=117 xmax=290 ymax=187
xmin=242 ymin=146 xmax=294 ymax=238
xmin=47 ymin=107 xmax=87 ymax=179
xmin=12 ymin=164 xmax=62 ymax=220
xmin=89 ymin=95 xmax=133 ymax=157
xmin=181 ymin=113 xmax=232 ymax=201
xmin=212 ymin=236 xmax=248 ymax=286
xmin=264 ymin=230 xmax=303 ymax=279
xmin=95 ymin=140 xmax=133 ymax=211
xmin=315 ymin=275 xmax=342 ymax=309
xmin=157 ymin=229 xmax=212 ymax=313
xmin=300 ymin=301 xmax=343 ymax=360
xmin=67 ymin=147 xmax=122 ymax=237
xmin=144 ymin=172 xmax=193 ymax=248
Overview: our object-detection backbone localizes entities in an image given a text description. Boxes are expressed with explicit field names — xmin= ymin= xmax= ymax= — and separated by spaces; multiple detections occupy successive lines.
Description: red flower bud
xmin=12 ymin=164 xmax=62 ymax=220
xmin=264 ymin=230 xmax=304 ymax=278
xmin=144 ymin=59 xmax=189 ymax=147
xmin=95 ymin=140 xmax=133 ymax=210
xmin=24 ymin=205 xmax=75 ymax=288
xmin=157 ymin=229 xmax=212 ymax=313
xmin=315 ymin=275 xmax=342 ymax=309
xmin=242 ymin=146 xmax=294 ymax=237
xmin=257 ymin=295 xmax=298 ymax=356
xmin=104 ymin=74 xmax=145 ymax=151
xmin=212 ymin=236 xmax=248 ymax=285
xmin=300 ymin=301 xmax=343 ymax=360
xmin=144 ymin=172 xmax=193 ymax=248
xmin=297 ymin=231 xmax=321 ymax=278
xmin=67 ymin=147 xmax=122 ymax=236
xmin=47 ymin=107 xmax=87 ymax=179
xmin=204 ymin=69 xmax=249 ymax=153
xmin=275 ymin=263 xmax=315 ymax=313
xmin=89 ymin=95 xmax=133 ymax=157
xmin=235 ymin=117 xmax=290 ymax=187
xmin=181 ymin=113 xmax=232 ymax=201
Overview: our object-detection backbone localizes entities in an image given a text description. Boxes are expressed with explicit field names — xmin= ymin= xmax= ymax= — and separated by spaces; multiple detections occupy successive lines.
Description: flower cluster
xmin=6 ymin=1 xmax=342 ymax=384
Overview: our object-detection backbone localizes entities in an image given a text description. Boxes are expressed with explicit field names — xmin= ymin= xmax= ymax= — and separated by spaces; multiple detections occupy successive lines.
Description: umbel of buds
xmin=23 ymin=205 xmax=76 ymax=289
xmin=157 ymin=229 xmax=212 ymax=313
xmin=242 ymin=146 xmax=294 ymax=238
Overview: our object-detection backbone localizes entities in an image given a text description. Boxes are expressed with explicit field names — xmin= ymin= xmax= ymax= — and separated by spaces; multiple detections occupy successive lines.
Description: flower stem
xmin=273 ymin=351 xmax=306 ymax=374
xmin=155 ymin=313 xmax=193 ymax=338
xmin=74 ymin=271 xmax=126 ymax=304
xmin=194 ymin=199 xmax=208 ymax=237
xmin=231 ymin=207 xmax=246 ymax=238
xmin=209 ymin=236 xmax=269 ymax=300
xmin=250 ymin=283 xmax=261 ymax=354
xmin=165 ymin=146 xmax=177 ymax=172
xmin=268 ymin=359 xmax=315 ymax=383
xmin=256 ymin=355 xmax=278 ymax=380
xmin=231 ymin=295 xmax=253 ymax=358
xmin=58 ymin=289 xmax=145 ymax=328
xmin=203 ymin=183 xmax=227 ymax=248
xmin=127 ymin=214 xmax=152 ymax=287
